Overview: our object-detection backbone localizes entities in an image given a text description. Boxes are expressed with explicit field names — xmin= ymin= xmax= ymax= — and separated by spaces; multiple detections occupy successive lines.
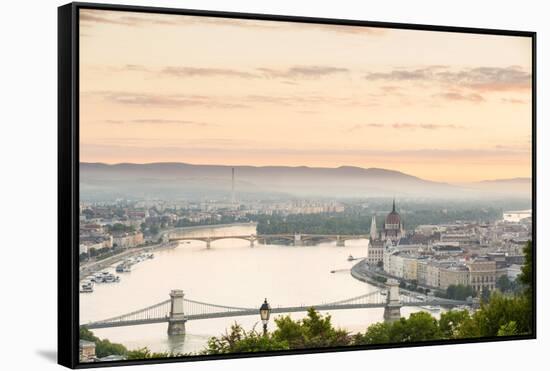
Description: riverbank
xmin=351 ymin=260 xmax=447 ymax=298
xmin=350 ymin=259 xmax=388 ymax=290
xmin=79 ymin=242 xmax=177 ymax=280
xmin=80 ymin=222 xmax=257 ymax=280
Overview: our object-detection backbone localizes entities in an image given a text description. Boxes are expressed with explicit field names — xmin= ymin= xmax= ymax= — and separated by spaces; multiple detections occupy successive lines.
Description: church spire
xmin=392 ymin=198 xmax=396 ymax=213
xmin=370 ymin=215 xmax=377 ymax=241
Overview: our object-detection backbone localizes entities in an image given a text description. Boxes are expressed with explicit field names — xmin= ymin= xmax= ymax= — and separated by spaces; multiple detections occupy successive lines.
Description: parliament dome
xmin=384 ymin=199 xmax=401 ymax=229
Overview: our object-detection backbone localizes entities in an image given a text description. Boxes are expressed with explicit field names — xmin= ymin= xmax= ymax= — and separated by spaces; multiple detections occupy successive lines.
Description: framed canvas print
xmin=58 ymin=2 xmax=536 ymax=368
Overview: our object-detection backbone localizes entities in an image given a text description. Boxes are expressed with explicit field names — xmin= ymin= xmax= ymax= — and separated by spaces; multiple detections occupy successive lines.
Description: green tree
xmin=438 ymin=310 xmax=471 ymax=338
xmin=79 ymin=327 xmax=128 ymax=358
xmin=517 ymin=241 xmax=533 ymax=299
xmin=272 ymin=308 xmax=350 ymax=349
xmin=127 ymin=348 xmax=182 ymax=359
xmin=149 ymin=224 xmax=160 ymax=235
xmin=388 ymin=312 xmax=442 ymax=342
xmin=202 ymin=309 xmax=350 ymax=354
xmin=496 ymin=275 xmax=512 ymax=292
xmin=109 ymin=223 xmax=135 ymax=233
xmin=353 ymin=322 xmax=391 ymax=345
xmin=497 ymin=321 xmax=518 ymax=336
xmin=201 ymin=323 xmax=288 ymax=354
xmin=480 ymin=287 xmax=491 ymax=304
xmin=446 ymin=284 xmax=473 ymax=301
xmin=81 ymin=328 xmax=185 ymax=360
xmin=474 ymin=293 xmax=532 ymax=336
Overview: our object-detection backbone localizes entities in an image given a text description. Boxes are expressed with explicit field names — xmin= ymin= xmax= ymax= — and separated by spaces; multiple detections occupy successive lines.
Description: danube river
xmin=80 ymin=224 xmax=422 ymax=354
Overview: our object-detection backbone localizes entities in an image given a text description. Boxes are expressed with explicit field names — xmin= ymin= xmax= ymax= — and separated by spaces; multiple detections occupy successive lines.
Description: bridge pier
xmin=294 ymin=233 xmax=303 ymax=246
xmin=336 ymin=236 xmax=345 ymax=247
xmin=167 ymin=289 xmax=187 ymax=336
xmin=383 ymin=279 xmax=402 ymax=322
xmin=206 ymin=238 xmax=211 ymax=249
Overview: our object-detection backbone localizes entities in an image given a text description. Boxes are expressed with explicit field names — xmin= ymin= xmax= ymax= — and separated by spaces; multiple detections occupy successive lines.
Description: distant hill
xmin=461 ymin=177 xmax=532 ymax=198
xmin=476 ymin=177 xmax=531 ymax=184
xmin=79 ymin=162 xmax=526 ymax=201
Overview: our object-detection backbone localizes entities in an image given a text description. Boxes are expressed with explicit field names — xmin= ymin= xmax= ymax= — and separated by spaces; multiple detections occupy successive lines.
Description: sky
xmin=79 ymin=9 xmax=532 ymax=183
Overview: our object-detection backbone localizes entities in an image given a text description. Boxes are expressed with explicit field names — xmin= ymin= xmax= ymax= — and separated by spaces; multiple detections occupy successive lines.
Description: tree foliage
xmin=109 ymin=223 xmax=135 ymax=233
xmin=438 ymin=309 xmax=471 ymax=338
xmin=80 ymin=327 xmax=128 ymax=358
xmin=201 ymin=323 xmax=289 ymax=354
xmin=80 ymin=328 xmax=180 ymax=359
xmin=355 ymin=312 xmax=442 ymax=344
xmin=272 ymin=308 xmax=350 ymax=349
xmin=446 ymin=284 xmax=474 ymax=301
xmin=127 ymin=348 xmax=182 ymax=360
xmin=517 ymin=241 xmax=533 ymax=299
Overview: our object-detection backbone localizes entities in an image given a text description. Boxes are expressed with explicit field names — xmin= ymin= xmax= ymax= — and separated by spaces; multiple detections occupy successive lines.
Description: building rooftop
xmin=79 ymin=340 xmax=95 ymax=348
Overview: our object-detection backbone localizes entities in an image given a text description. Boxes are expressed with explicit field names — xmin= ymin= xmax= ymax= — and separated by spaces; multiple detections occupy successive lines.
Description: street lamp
xmin=259 ymin=298 xmax=271 ymax=335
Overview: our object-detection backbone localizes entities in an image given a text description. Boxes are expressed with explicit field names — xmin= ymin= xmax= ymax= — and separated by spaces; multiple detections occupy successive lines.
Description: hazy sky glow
xmin=79 ymin=9 xmax=532 ymax=182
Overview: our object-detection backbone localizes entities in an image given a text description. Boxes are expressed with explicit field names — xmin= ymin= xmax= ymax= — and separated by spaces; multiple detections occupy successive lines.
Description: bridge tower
xmin=383 ymin=279 xmax=402 ymax=322
xmin=294 ymin=233 xmax=303 ymax=246
xmin=167 ymin=289 xmax=187 ymax=336
xmin=336 ymin=235 xmax=345 ymax=247
xmin=249 ymin=234 xmax=255 ymax=247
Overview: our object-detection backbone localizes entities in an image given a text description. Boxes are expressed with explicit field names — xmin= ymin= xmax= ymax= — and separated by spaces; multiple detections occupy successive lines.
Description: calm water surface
xmin=80 ymin=224 xmax=423 ymax=354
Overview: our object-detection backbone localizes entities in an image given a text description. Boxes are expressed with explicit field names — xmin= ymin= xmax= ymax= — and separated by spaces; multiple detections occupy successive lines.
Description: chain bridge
xmin=82 ymin=282 xmax=471 ymax=335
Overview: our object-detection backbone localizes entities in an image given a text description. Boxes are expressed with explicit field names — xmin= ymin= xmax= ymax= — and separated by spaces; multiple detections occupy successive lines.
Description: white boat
xmin=80 ymin=282 xmax=94 ymax=293
xmin=347 ymin=255 xmax=354 ymax=261
xmin=92 ymin=273 xmax=104 ymax=283
xmin=116 ymin=263 xmax=132 ymax=273
xmin=102 ymin=273 xmax=120 ymax=283
xmin=421 ymin=305 xmax=441 ymax=313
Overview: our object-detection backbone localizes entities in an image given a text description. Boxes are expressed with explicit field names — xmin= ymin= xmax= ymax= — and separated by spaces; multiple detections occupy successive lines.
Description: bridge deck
xmin=83 ymin=299 xmax=469 ymax=329
xmin=168 ymin=234 xmax=372 ymax=241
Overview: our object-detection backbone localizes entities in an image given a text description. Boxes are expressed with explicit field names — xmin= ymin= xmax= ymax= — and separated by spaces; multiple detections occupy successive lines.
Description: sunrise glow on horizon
xmin=79 ymin=9 xmax=533 ymax=183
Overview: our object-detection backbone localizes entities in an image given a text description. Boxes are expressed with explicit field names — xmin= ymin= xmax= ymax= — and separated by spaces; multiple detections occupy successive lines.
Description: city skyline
xmin=80 ymin=9 xmax=532 ymax=183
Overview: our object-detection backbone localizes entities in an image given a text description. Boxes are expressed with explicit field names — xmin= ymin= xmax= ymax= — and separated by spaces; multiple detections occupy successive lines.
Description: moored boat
xmin=101 ymin=272 xmax=120 ymax=283
xmin=80 ymin=282 xmax=94 ymax=293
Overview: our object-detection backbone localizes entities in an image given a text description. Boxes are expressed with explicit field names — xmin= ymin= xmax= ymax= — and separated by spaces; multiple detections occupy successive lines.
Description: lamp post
xmin=259 ymin=298 xmax=271 ymax=336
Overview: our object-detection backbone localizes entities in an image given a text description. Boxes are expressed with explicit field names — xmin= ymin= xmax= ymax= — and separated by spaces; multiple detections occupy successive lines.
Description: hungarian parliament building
xmin=365 ymin=199 xmax=530 ymax=294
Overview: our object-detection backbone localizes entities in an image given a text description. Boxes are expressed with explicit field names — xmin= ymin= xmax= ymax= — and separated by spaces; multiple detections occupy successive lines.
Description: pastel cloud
xmin=80 ymin=9 xmax=386 ymax=36
xmin=105 ymin=119 xmax=211 ymax=126
xmin=433 ymin=92 xmax=485 ymax=103
xmin=161 ymin=66 xmax=258 ymax=79
xmin=257 ymin=66 xmax=349 ymax=79
xmin=365 ymin=65 xmax=531 ymax=92
xmin=348 ymin=123 xmax=465 ymax=132
xmin=93 ymin=91 xmax=249 ymax=109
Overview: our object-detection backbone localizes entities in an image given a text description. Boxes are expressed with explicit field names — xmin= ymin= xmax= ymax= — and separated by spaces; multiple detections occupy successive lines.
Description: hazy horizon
xmin=79 ymin=160 xmax=532 ymax=184
xmin=80 ymin=9 xmax=532 ymax=183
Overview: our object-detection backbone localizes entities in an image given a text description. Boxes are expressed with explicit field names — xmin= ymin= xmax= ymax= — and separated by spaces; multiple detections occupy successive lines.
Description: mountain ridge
xmin=79 ymin=162 xmax=530 ymax=200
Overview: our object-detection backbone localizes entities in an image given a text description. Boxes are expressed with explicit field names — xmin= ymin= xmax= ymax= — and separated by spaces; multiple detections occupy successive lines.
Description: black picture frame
xmin=58 ymin=2 xmax=537 ymax=368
